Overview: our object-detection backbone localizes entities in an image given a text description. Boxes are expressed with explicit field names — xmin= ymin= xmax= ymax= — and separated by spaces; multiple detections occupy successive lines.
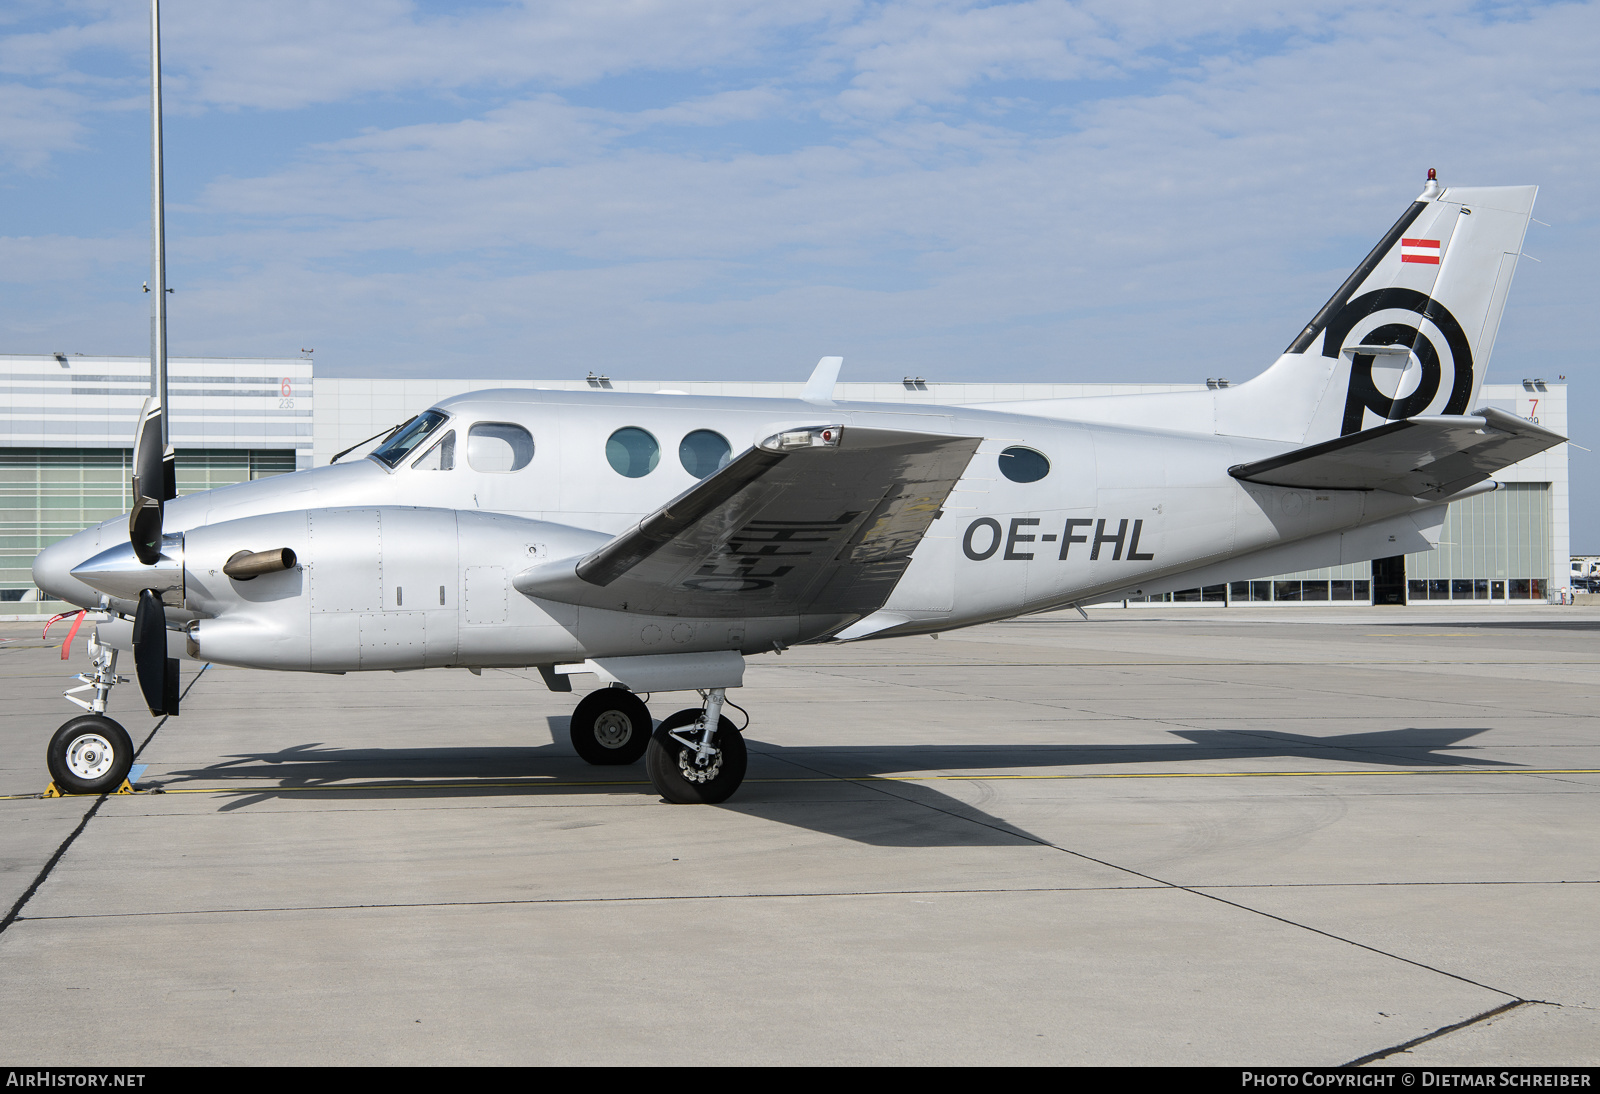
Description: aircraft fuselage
xmin=36 ymin=387 xmax=1440 ymax=674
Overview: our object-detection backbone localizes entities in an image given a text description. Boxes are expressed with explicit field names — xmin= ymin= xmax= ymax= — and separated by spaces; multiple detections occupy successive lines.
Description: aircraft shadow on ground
xmin=154 ymin=725 xmax=1512 ymax=846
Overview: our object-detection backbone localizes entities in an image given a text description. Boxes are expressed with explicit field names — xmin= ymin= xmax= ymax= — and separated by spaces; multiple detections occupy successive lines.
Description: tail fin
xmin=1221 ymin=176 xmax=1537 ymax=443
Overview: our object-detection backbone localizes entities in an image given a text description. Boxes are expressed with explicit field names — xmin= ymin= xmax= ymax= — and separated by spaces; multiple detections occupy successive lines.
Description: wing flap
xmin=515 ymin=425 xmax=981 ymax=619
xmin=1229 ymin=407 xmax=1564 ymax=497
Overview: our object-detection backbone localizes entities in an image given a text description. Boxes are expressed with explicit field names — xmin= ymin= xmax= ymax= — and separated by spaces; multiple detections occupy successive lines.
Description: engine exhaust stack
xmin=223 ymin=548 xmax=298 ymax=581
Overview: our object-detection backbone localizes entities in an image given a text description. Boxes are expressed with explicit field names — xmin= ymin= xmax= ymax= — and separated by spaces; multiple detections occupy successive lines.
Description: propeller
xmin=129 ymin=398 xmax=173 ymax=564
xmin=134 ymin=588 xmax=180 ymax=717
xmin=128 ymin=400 xmax=180 ymax=717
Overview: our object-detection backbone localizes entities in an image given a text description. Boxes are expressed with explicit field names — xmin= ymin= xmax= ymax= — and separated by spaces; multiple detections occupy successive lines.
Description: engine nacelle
xmin=182 ymin=507 xmax=604 ymax=672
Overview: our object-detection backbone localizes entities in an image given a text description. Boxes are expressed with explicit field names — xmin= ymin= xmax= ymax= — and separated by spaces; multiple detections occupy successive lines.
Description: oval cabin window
xmin=607 ymin=427 xmax=660 ymax=478
xmin=679 ymin=430 xmax=732 ymax=479
xmin=998 ymin=446 xmax=1049 ymax=483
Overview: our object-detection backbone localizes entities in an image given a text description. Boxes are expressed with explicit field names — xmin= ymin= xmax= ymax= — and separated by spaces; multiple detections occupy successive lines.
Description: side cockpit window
xmin=371 ymin=409 xmax=448 ymax=468
xmin=467 ymin=422 xmax=534 ymax=473
xmin=411 ymin=430 xmax=455 ymax=471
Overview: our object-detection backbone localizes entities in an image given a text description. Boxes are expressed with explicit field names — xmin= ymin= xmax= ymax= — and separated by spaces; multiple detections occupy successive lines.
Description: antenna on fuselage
xmin=802 ymin=356 xmax=843 ymax=405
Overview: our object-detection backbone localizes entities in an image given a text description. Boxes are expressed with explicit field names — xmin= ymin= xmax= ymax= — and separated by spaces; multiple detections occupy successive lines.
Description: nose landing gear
xmin=47 ymin=714 xmax=134 ymax=796
xmin=45 ymin=636 xmax=137 ymax=795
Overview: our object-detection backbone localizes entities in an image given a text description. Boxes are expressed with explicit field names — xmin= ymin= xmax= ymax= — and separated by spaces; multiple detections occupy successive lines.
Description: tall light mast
xmin=130 ymin=0 xmax=175 ymax=566
xmin=148 ymin=0 xmax=169 ymax=449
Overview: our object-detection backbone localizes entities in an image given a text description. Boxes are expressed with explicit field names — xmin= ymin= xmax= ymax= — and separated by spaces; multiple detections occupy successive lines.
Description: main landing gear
xmin=568 ymin=686 xmax=747 ymax=804
xmin=568 ymin=687 xmax=652 ymax=765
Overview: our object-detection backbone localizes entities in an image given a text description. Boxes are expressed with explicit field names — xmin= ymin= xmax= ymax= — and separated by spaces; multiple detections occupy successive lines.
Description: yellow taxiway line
xmin=5 ymin=767 xmax=1598 ymax=800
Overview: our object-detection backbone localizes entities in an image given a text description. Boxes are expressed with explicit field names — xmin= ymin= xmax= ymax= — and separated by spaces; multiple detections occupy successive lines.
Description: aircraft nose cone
xmin=32 ymin=529 xmax=106 ymax=608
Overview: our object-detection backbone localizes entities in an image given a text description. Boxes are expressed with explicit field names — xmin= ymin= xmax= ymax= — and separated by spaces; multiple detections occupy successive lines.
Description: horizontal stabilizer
xmin=1228 ymin=407 xmax=1564 ymax=497
xmin=516 ymin=425 xmax=981 ymax=619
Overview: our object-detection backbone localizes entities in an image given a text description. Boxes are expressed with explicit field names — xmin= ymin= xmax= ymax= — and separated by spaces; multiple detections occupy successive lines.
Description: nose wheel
xmin=568 ymin=687 xmax=653 ymax=765
xmin=646 ymin=689 xmax=747 ymax=804
xmin=47 ymin=714 xmax=134 ymax=796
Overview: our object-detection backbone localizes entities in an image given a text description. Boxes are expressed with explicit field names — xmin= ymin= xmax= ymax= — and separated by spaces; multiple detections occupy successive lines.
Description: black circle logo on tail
xmin=1320 ymin=288 xmax=1473 ymax=435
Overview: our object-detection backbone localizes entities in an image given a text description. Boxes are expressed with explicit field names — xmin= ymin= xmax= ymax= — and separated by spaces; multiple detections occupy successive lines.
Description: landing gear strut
xmin=646 ymin=688 xmax=747 ymax=804
xmin=65 ymin=641 xmax=124 ymax=716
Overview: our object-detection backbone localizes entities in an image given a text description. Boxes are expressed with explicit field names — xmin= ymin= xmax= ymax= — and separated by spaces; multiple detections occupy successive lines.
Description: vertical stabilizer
xmin=1218 ymin=175 xmax=1537 ymax=443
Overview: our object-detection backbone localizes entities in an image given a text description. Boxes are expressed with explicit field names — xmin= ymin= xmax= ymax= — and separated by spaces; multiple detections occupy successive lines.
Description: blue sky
xmin=4 ymin=0 xmax=1599 ymax=542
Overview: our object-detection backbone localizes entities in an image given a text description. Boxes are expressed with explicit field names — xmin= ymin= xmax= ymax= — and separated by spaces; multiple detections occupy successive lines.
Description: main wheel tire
xmin=47 ymin=715 xmax=134 ymax=795
xmin=646 ymin=708 xmax=746 ymax=804
xmin=569 ymin=688 xmax=652 ymax=765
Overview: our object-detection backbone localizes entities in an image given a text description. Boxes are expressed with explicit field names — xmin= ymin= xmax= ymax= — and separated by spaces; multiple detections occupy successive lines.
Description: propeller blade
xmin=130 ymin=399 xmax=168 ymax=564
xmin=133 ymin=588 xmax=179 ymax=716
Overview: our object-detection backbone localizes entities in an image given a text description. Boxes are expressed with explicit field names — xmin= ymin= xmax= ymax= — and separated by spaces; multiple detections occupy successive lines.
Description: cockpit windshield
xmin=370 ymin=409 xmax=449 ymax=468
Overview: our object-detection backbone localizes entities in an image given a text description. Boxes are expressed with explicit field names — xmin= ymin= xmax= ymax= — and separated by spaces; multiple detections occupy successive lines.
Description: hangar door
xmin=1405 ymin=482 xmax=1552 ymax=601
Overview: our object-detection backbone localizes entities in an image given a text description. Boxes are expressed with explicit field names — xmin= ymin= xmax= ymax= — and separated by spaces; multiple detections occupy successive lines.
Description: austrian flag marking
xmin=1400 ymin=237 xmax=1441 ymax=264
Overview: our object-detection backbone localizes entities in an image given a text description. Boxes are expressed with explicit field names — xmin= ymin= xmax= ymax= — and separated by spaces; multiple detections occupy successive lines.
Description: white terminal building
xmin=0 ymin=353 xmax=1570 ymax=618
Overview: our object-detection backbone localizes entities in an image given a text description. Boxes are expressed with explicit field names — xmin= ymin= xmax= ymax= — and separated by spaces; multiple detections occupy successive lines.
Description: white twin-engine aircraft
xmin=33 ymin=174 xmax=1563 ymax=805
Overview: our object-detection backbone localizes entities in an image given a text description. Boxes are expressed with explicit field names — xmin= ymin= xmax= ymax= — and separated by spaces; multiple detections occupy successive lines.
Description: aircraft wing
xmin=1228 ymin=407 xmax=1565 ymax=498
xmin=514 ymin=425 xmax=981 ymax=619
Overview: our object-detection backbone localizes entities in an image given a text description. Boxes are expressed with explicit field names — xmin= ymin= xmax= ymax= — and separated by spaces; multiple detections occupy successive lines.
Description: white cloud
xmin=3 ymin=0 xmax=1596 ymax=388
xmin=3 ymin=1 xmax=852 ymax=111
xmin=0 ymin=83 xmax=91 ymax=171
xmin=831 ymin=0 xmax=1117 ymax=117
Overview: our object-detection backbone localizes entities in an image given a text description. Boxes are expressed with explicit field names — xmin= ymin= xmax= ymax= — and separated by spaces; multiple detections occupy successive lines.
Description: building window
xmin=1229 ymin=581 xmax=1268 ymax=601
xmin=1509 ymin=579 xmax=1546 ymax=600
